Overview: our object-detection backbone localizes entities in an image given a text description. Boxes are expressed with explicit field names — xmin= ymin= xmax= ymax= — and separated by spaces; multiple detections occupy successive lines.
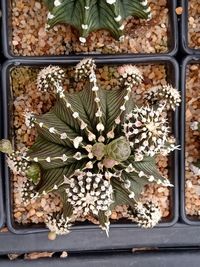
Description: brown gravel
xmin=11 ymin=0 xmax=169 ymax=56
xmin=185 ymin=64 xmax=200 ymax=217
xmin=188 ymin=0 xmax=200 ymax=49
xmin=10 ymin=63 xmax=171 ymax=226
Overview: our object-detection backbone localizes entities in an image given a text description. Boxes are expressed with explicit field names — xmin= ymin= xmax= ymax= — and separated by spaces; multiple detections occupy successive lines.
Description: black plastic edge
xmin=2 ymin=250 xmax=200 ymax=267
xmin=0 ymin=224 xmax=200 ymax=254
xmin=180 ymin=55 xmax=200 ymax=225
xmin=1 ymin=56 xmax=179 ymax=235
xmin=0 ymin=63 xmax=5 ymax=229
xmin=1 ymin=0 xmax=178 ymax=59
xmin=180 ymin=0 xmax=200 ymax=55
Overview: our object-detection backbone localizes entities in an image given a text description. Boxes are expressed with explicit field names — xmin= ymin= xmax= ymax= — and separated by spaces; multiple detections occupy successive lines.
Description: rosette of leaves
xmin=0 ymin=58 xmax=181 ymax=238
xmin=44 ymin=0 xmax=151 ymax=43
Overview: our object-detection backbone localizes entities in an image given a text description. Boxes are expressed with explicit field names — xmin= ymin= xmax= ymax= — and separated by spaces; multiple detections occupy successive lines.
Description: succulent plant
xmin=1 ymin=58 xmax=181 ymax=238
xmin=44 ymin=0 xmax=151 ymax=43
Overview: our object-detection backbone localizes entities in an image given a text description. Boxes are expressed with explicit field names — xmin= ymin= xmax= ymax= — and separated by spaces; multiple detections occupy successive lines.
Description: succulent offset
xmin=44 ymin=0 xmax=152 ymax=43
xmin=0 ymin=58 xmax=181 ymax=238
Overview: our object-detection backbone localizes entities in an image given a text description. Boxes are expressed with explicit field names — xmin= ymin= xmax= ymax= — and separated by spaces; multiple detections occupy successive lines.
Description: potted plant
xmin=1 ymin=0 xmax=178 ymax=58
xmin=1 ymin=57 xmax=180 ymax=239
xmin=180 ymin=0 xmax=200 ymax=54
xmin=181 ymin=55 xmax=200 ymax=225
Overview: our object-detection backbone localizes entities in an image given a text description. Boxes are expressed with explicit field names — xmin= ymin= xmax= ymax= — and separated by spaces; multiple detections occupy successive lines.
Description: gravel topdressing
xmin=11 ymin=0 xmax=170 ymax=56
xmin=188 ymin=0 xmax=200 ymax=49
xmin=10 ymin=63 xmax=171 ymax=226
xmin=185 ymin=64 xmax=200 ymax=217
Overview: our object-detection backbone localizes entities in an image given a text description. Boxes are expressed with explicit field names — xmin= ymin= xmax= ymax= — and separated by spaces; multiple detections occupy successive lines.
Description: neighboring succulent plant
xmin=190 ymin=121 xmax=200 ymax=176
xmin=0 ymin=58 xmax=181 ymax=238
xmin=44 ymin=0 xmax=152 ymax=43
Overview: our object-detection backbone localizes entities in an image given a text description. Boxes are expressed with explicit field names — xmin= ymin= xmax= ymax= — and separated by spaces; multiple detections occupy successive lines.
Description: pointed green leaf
xmin=111 ymin=177 xmax=136 ymax=207
xmin=57 ymin=185 xmax=73 ymax=218
xmin=99 ymin=88 xmax=132 ymax=134
xmin=28 ymin=137 xmax=80 ymax=170
xmin=36 ymin=111 xmax=79 ymax=147
xmin=53 ymin=96 xmax=81 ymax=135
xmin=125 ymin=156 xmax=169 ymax=184
xmin=65 ymin=82 xmax=98 ymax=133
xmin=36 ymin=159 xmax=88 ymax=194
xmin=121 ymin=171 xmax=147 ymax=200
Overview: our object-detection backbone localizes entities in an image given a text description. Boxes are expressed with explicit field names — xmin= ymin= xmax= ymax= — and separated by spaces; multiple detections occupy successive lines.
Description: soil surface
xmin=185 ymin=64 xmax=200 ymax=217
xmin=188 ymin=0 xmax=200 ymax=49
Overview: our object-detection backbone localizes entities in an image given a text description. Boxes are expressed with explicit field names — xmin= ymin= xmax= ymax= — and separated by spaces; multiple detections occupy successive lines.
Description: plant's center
xmin=106 ymin=136 xmax=131 ymax=162
xmin=92 ymin=137 xmax=131 ymax=168
xmin=146 ymin=122 xmax=158 ymax=134
xmin=84 ymin=192 xmax=95 ymax=206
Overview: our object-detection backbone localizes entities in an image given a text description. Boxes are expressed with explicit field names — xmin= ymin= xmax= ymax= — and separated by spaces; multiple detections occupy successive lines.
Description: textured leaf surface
xmin=45 ymin=0 xmax=151 ymax=40
xmin=53 ymin=97 xmax=81 ymax=135
xmin=111 ymin=177 xmax=135 ymax=207
xmin=28 ymin=137 xmax=79 ymax=170
xmin=57 ymin=186 xmax=73 ymax=218
xmin=126 ymin=156 xmax=168 ymax=184
xmin=99 ymin=88 xmax=131 ymax=134
xmin=121 ymin=171 xmax=147 ymax=199
xmin=35 ymin=111 xmax=78 ymax=147
xmin=36 ymin=159 xmax=88 ymax=194
xmin=66 ymin=83 xmax=98 ymax=133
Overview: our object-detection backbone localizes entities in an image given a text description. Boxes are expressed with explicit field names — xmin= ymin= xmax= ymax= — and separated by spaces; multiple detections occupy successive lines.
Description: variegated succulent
xmin=190 ymin=121 xmax=200 ymax=176
xmin=44 ymin=0 xmax=152 ymax=43
xmin=0 ymin=58 xmax=181 ymax=239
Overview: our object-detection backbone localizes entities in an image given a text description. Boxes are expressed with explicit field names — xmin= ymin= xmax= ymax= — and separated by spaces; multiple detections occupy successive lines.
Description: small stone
xmin=175 ymin=7 xmax=183 ymax=15
xmin=13 ymin=40 xmax=19 ymax=46
xmin=60 ymin=251 xmax=68 ymax=258
xmin=48 ymin=231 xmax=57 ymax=241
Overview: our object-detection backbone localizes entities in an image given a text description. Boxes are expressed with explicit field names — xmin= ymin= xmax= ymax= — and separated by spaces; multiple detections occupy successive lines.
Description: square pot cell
xmin=1 ymin=0 xmax=178 ymax=58
xmin=1 ymin=56 xmax=179 ymax=235
xmin=180 ymin=55 xmax=200 ymax=225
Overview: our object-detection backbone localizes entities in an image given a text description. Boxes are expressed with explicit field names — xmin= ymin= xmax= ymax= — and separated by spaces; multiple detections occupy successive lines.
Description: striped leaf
xmin=111 ymin=177 xmax=136 ymax=207
xmin=28 ymin=137 xmax=80 ymax=170
xmin=36 ymin=159 xmax=88 ymax=194
xmin=57 ymin=186 xmax=73 ymax=218
xmin=65 ymin=83 xmax=98 ymax=134
xmin=35 ymin=111 xmax=78 ymax=148
xmin=99 ymin=88 xmax=132 ymax=134
xmin=125 ymin=156 xmax=168 ymax=184
xmin=121 ymin=171 xmax=148 ymax=200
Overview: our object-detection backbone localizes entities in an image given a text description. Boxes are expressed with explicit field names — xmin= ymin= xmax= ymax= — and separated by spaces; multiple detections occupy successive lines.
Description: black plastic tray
xmin=1 ymin=0 xmax=178 ymax=59
xmin=180 ymin=0 xmax=200 ymax=54
xmin=1 ymin=250 xmax=200 ymax=267
xmin=180 ymin=55 xmax=200 ymax=225
xmin=0 ymin=224 xmax=200 ymax=254
xmin=1 ymin=56 xmax=179 ymax=235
